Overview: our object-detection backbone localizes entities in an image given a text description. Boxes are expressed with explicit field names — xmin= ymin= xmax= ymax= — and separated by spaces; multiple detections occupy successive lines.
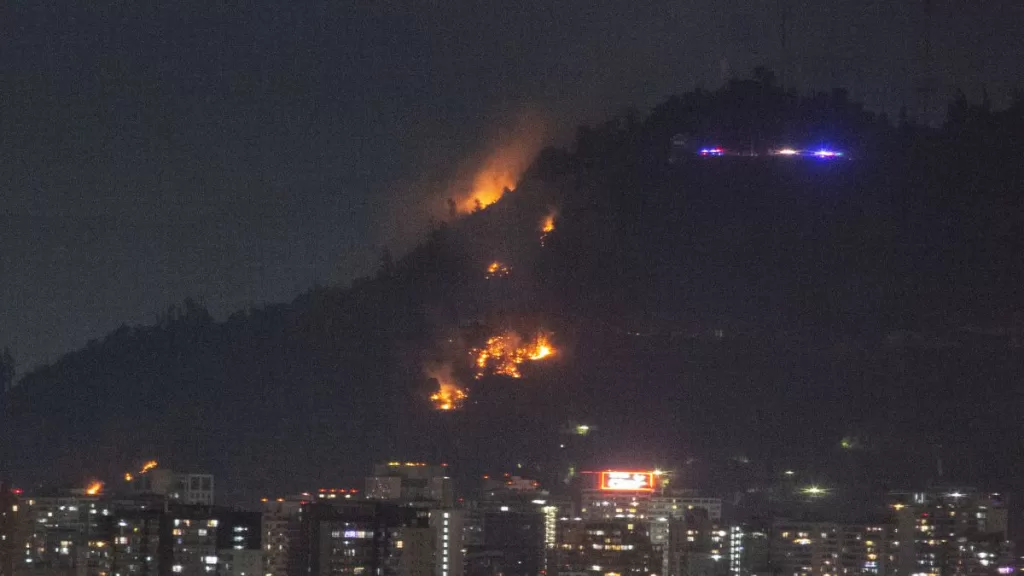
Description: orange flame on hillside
xmin=426 ymin=363 xmax=468 ymax=411
xmin=528 ymin=333 xmax=554 ymax=360
xmin=140 ymin=460 xmax=158 ymax=474
xmin=485 ymin=261 xmax=511 ymax=279
xmin=454 ymin=114 xmax=547 ymax=214
xmin=431 ymin=383 xmax=469 ymax=411
xmin=472 ymin=331 xmax=556 ymax=379
xmin=85 ymin=481 xmax=104 ymax=496
xmin=540 ymin=210 xmax=557 ymax=245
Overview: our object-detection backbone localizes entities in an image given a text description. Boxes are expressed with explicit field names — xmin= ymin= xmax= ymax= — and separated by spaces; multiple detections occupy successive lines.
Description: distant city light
xmin=801 ymin=485 xmax=827 ymax=496
xmin=599 ymin=471 xmax=656 ymax=492
xmin=776 ymin=148 xmax=800 ymax=156
xmin=812 ymin=149 xmax=843 ymax=158
xmin=784 ymin=470 xmax=795 ymax=476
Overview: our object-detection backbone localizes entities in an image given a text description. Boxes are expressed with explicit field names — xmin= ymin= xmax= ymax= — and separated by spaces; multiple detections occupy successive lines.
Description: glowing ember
xmin=430 ymin=383 xmax=469 ymax=411
xmin=124 ymin=473 xmax=133 ymax=482
xmin=85 ymin=481 xmax=104 ymax=496
xmin=472 ymin=331 xmax=556 ymax=379
xmin=485 ymin=261 xmax=511 ymax=279
xmin=140 ymin=460 xmax=158 ymax=474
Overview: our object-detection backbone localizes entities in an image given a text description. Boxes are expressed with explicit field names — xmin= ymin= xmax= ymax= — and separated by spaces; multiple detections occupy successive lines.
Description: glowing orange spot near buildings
xmin=431 ymin=383 xmax=468 ymax=411
xmin=486 ymin=261 xmax=511 ymax=279
xmin=472 ymin=331 xmax=556 ymax=379
xmin=140 ymin=460 xmax=158 ymax=474
xmin=85 ymin=481 xmax=104 ymax=496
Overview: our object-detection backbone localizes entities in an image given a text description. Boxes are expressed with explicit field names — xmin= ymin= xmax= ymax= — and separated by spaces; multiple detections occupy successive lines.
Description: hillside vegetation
xmin=3 ymin=73 xmax=1023 ymax=506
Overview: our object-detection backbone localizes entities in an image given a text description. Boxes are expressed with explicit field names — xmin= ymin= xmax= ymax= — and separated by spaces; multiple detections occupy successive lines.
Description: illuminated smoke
xmin=452 ymin=114 xmax=547 ymax=214
xmin=85 ymin=481 xmax=104 ymax=496
xmin=485 ymin=261 xmax=511 ymax=279
xmin=472 ymin=331 xmax=556 ymax=379
xmin=426 ymin=363 xmax=468 ymax=411
xmin=540 ymin=209 xmax=557 ymax=245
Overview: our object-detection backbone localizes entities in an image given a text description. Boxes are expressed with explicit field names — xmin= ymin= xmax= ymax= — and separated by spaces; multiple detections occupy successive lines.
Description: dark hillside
xmin=3 ymin=78 xmax=1023 ymax=509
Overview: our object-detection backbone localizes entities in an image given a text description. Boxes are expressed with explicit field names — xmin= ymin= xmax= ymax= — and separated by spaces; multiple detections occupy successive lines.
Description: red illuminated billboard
xmin=599 ymin=471 xmax=656 ymax=492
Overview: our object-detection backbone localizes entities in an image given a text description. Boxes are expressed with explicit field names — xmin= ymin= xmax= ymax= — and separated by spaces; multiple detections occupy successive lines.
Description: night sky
xmin=4 ymin=0 xmax=1023 ymax=370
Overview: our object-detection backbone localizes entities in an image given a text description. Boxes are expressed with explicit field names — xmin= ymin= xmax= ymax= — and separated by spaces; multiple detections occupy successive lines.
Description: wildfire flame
xmin=453 ymin=114 xmax=547 ymax=214
xmin=140 ymin=460 xmax=158 ymax=474
xmin=528 ymin=334 xmax=554 ymax=360
xmin=541 ymin=215 xmax=555 ymax=234
xmin=430 ymin=383 xmax=469 ymax=411
xmin=85 ymin=481 xmax=104 ymax=496
xmin=485 ymin=261 xmax=511 ymax=279
xmin=472 ymin=331 xmax=556 ymax=379
xmin=426 ymin=363 xmax=468 ymax=411
xmin=540 ymin=211 xmax=556 ymax=245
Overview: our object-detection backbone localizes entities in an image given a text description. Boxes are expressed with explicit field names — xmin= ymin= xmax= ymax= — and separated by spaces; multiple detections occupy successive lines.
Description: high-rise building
xmin=464 ymin=508 xmax=543 ymax=576
xmin=553 ymin=518 xmax=659 ymax=576
xmin=431 ymin=510 xmax=463 ymax=576
xmin=16 ymin=490 xmax=114 ymax=576
xmin=464 ymin=479 xmax=569 ymax=576
xmin=579 ymin=470 xmax=721 ymax=576
xmin=262 ymin=497 xmax=305 ymax=576
xmin=292 ymin=501 xmax=436 ymax=576
xmin=888 ymin=489 xmax=1014 ymax=576
xmin=666 ymin=508 xmax=729 ymax=576
xmin=0 ymin=484 xmax=20 ymax=576
xmin=649 ymin=496 xmax=724 ymax=569
xmin=128 ymin=471 xmax=214 ymax=506
xmin=365 ymin=464 xmax=453 ymax=507
xmin=107 ymin=506 xmax=164 ymax=576
xmin=218 ymin=549 xmax=262 ymax=576
xmin=769 ymin=520 xmax=895 ymax=576
xmin=726 ymin=524 xmax=769 ymax=576
xmin=104 ymin=503 xmax=261 ymax=576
